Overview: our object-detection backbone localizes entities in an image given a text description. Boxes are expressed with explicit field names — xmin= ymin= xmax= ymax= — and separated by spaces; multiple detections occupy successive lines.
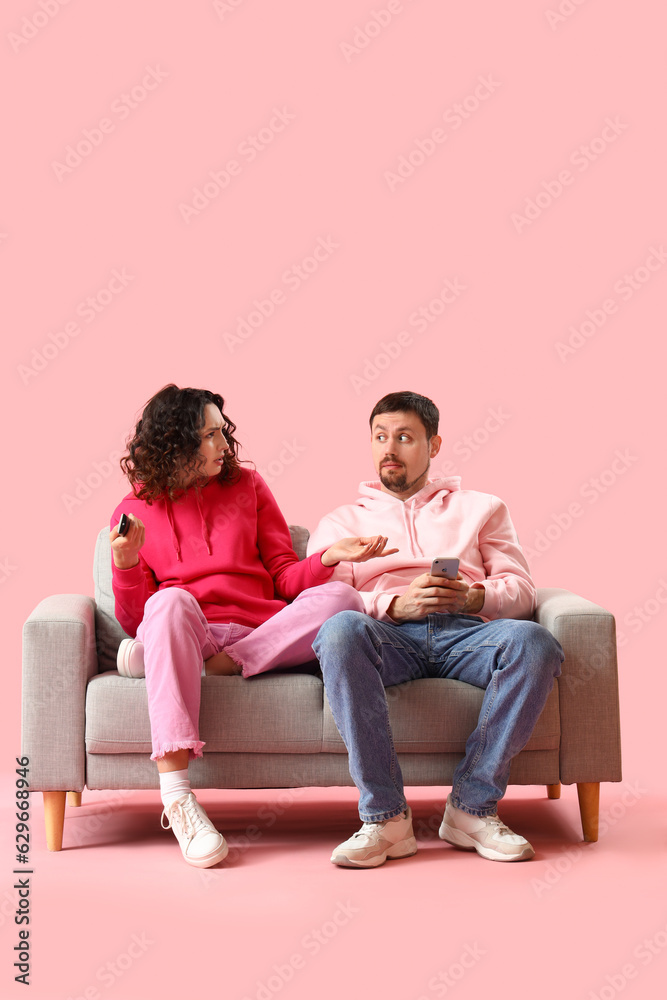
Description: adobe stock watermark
xmin=8 ymin=0 xmax=74 ymax=54
xmin=561 ymin=634 xmax=617 ymax=696
xmin=64 ymin=932 xmax=154 ymax=1000
xmin=17 ymin=268 xmax=134 ymax=385
xmin=511 ymin=117 xmax=628 ymax=233
xmin=531 ymin=780 xmax=647 ymax=899
xmin=198 ymin=788 xmax=309 ymax=884
xmin=62 ymin=445 xmax=124 ymax=513
xmin=555 ymin=245 xmax=667 ymax=362
xmin=415 ymin=943 xmax=486 ymax=999
xmin=430 ymin=406 xmax=511 ymax=475
xmin=350 ymin=277 xmax=467 ymax=394
xmin=179 ymin=107 xmax=295 ymax=223
xmin=67 ymin=789 xmax=136 ymax=847
xmin=257 ymin=440 xmax=306 ymax=485
xmin=523 ymin=448 xmax=638 ymax=561
xmin=587 ymin=916 xmax=667 ymax=1000
xmin=51 ymin=67 xmax=168 ymax=181
xmin=222 ymin=236 xmax=339 ymax=352
xmin=339 ymin=0 xmax=419 ymax=63
xmin=545 ymin=0 xmax=591 ymax=31
xmin=240 ymin=900 xmax=359 ymax=1000
xmin=411 ymin=800 xmax=447 ymax=844
xmin=0 ymin=557 xmax=18 ymax=584
xmin=212 ymin=0 xmax=248 ymax=19
xmin=616 ymin=578 xmax=667 ymax=649
xmin=384 ymin=74 xmax=501 ymax=192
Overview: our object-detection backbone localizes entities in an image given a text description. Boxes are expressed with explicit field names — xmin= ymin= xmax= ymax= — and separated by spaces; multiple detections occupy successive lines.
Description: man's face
xmin=371 ymin=410 xmax=441 ymax=500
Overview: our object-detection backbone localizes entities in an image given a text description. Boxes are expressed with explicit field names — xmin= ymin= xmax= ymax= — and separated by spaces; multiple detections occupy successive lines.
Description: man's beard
xmin=379 ymin=462 xmax=430 ymax=495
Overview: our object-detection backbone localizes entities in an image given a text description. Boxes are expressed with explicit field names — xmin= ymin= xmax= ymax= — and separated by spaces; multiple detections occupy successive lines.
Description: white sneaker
xmin=117 ymin=638 xmax=145 ymax=678
xmin=160 ymin=793 xmax=229 ymax=868
xmin=439 ymin=795 xmax=534 ymax=862
xmin=330 ymin=807 xmax=417 ymax=868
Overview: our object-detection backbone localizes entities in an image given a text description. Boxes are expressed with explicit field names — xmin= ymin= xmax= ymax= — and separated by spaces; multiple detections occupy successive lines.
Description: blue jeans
xmin=312 ymin=612 xmax=564 ymax=822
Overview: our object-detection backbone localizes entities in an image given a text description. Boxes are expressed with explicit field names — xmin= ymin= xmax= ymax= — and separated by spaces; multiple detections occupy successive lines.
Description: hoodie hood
xmin=353 ymin=477 xmax=462 ymax=559
xmin=163 ymin=486 xmax=214 ymax=562
xmin=356 ymin=476 xmax=462 ymax=509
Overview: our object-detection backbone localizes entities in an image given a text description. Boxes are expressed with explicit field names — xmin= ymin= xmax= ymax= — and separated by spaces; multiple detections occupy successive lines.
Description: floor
xmin=3 ymin=779 xmax=665 ymax=1000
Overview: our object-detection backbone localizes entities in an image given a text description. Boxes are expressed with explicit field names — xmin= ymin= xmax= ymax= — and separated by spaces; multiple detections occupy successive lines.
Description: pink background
xmin=1 ymin=2 xmax=665 ymax=998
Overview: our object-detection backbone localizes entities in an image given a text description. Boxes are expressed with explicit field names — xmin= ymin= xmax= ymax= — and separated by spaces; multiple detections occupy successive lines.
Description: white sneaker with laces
xmin=161 ymin=793 xmax=229 ymax=868
xmin=439 ymin=794 xmax=534 ymax=862
xmin=330 ymin=807 xmax=417 ymax=868
xmin=117 ymin=637 xmax=145 ymax=678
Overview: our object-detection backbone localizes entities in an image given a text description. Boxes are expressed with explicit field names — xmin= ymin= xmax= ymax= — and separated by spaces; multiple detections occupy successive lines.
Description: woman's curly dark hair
xmin=121 ymin=385 xmax=242 ymax=503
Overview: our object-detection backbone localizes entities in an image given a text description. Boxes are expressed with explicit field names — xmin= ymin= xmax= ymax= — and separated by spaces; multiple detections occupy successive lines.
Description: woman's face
xmin=181 ymin=402 xmax=229 ymax=484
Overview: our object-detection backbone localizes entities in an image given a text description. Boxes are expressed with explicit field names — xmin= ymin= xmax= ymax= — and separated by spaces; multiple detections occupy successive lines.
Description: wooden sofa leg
xmin=577 ymin=782 xmax=600 ymax=842
xmin=67 ymin=792 xmax=82 ymax=807
xmin=547 ymin=783 xmax=561 ymax=799
xmin=43 ymin=792 xmax=67 ymax=851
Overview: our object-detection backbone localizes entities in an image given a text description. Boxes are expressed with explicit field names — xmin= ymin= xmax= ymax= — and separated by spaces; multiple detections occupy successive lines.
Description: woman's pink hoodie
xmin=111 ymin=468 xmax=332 ymax=637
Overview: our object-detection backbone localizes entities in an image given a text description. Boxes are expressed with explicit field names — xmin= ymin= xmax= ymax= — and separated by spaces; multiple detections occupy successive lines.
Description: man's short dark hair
xmin=369 ymin=391 xmax=439 ymax=439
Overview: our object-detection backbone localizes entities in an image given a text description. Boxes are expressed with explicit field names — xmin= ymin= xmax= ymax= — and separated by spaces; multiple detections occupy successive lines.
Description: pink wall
xmin=4 ymin=0 xmax=663 ymax=787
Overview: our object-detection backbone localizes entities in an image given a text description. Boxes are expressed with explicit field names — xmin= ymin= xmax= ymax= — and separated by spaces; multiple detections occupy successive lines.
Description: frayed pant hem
xmin=151 ymin=740 xmax=205 ymax=762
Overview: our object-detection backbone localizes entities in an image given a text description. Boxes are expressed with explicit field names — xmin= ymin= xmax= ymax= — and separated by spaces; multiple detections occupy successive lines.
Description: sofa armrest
xmin=22 ymin=594 xmax=98 ymax=792
xmin=534 ymin=588 xmax=622 ymax=784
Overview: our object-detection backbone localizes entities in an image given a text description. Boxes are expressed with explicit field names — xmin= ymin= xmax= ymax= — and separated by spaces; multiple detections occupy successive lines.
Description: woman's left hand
xmin=321 ymin=536 xmax=399 ymax=566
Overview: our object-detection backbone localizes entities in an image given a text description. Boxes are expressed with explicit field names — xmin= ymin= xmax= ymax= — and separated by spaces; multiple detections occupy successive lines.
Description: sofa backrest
xmin=92 ymin=524 xmax=310 ymax=673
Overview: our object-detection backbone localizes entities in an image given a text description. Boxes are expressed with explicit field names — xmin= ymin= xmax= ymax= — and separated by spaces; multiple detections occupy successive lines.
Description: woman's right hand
xmin=110 ymin=514 xmax=145 ymax=569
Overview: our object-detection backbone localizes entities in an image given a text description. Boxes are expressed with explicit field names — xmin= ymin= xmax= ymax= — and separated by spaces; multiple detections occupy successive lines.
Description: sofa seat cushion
xmin=86 ymin=673 xmax=326 ymax=754
xmin=323 ymin=676 xmax=560 ymax=753
xmin=85 ymin=671 xmax=560 ymax=756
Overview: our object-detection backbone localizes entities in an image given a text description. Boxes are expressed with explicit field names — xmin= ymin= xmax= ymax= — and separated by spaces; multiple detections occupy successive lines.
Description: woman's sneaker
xmin=160 ymin=793 xmax=229 ymax=868
xmin=117 ymin=638 xmax=145 ymax=678
xmin=439 ymin=794 xmax=535 ymax=862
xmin=330 ymin=807 xmax=417 ymax=868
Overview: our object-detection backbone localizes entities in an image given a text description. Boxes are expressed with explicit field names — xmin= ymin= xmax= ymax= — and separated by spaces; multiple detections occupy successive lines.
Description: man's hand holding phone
xmin=110 ymin=513 xmax=145 ymax=569
xmin=387 ymin=557 xmax=485 ymax=622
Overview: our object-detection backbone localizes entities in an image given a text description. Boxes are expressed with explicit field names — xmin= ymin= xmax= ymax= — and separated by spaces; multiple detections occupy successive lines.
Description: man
xmin=308 ymin=391 xmax=564 ymax=867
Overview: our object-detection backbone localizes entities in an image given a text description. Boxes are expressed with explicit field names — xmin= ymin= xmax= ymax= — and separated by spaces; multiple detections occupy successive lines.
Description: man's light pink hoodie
xmin=307 ymin=477 xmax=536 ymax=622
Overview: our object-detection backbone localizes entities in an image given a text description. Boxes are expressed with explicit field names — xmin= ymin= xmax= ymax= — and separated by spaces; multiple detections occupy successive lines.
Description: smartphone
xmin=430 ymin=557 xmax=459 ymax=580
xmin=117 ymin=513 xmax=130 ymax=537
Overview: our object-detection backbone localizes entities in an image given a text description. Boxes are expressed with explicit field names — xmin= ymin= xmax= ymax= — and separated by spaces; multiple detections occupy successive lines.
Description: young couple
xmin=111 ymin=385 xmax=563 ymax=870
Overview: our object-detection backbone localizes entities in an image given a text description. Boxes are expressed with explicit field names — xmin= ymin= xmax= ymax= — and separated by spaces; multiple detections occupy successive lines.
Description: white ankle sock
xmin=159 ymin=769 xmax=191 ymax=809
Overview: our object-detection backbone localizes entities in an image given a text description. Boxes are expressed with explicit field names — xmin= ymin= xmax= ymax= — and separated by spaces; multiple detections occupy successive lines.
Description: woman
xmin=110 ymin=384 xmax=396 ymax=868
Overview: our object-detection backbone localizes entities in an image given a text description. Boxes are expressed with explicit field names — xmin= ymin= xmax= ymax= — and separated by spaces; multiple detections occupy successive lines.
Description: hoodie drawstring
xmin=195 ymin=490 xmax=212 ymax=556
xmin=165 ymin=500 xmax=182 ymax=563
xmin=165 ymin=491 xmax=212 ymax=561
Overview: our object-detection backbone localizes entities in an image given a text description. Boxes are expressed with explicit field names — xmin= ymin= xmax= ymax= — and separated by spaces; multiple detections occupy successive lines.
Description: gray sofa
xmin=22 ymin=526 xmax=622 ymax=851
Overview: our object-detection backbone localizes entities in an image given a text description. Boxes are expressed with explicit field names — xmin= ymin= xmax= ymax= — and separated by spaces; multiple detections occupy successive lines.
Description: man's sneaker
xmin=117 ymin=638 xmax=145 ymax=678
xmin=330 ymin=807 xmax=417 ymax=868
xmin=439 ymin=794 xmax=534 ymax=862
xmin=160 ymin=792 xmax=229 ymax=868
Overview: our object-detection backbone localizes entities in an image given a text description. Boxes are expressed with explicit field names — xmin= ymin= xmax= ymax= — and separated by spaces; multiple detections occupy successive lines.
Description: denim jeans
xmin=312 ymin=611 xmax=564 ymax=822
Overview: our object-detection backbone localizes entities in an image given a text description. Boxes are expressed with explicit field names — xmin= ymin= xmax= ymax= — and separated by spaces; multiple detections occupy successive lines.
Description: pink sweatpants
xmin=135 ymin=582 xmax=364 ymax=761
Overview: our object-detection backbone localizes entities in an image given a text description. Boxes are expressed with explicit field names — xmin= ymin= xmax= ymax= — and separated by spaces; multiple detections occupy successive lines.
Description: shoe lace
xmin=484 ymin=815 xmax=510 ymax=835
xmin=161 ymin=795 xmax=206 ymax=839
xmin=349 ymin=820 xmax=386 ymax=841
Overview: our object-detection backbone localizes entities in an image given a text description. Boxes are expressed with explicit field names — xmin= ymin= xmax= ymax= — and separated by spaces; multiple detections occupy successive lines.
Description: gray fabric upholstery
xmin=84 ymin=673 xmax=561 ymax=756
xmin=22 ymin=595 xmax=98 ymax=791
xmin=323 ymin=678 xmax=560 ymax=753
xmin=22 ymin=526 xmax=622 ymax=800
xmin=535 ymin=589 xmax=622 ymax=783
xmin=85 ymin=749 xmax=561 ymax=791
